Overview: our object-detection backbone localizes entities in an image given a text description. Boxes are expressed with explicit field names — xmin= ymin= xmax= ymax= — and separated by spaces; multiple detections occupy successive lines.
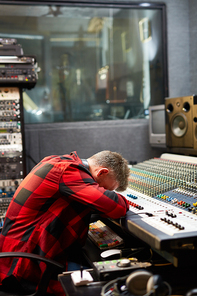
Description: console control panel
xmin=122 ymin=154 xmax=197 ymax=259
xmin=93 ymin=259 xmax=151 ymax=280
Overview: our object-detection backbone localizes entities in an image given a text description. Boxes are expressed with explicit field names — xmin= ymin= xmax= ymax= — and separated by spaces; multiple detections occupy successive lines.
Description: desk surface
xmin=58 ymin=271 xmax=105 ymax=296
xmin=58 ymin=217 xmax=197 ymax=296
xmin=59 ymin=264 xmax=197 ymax=296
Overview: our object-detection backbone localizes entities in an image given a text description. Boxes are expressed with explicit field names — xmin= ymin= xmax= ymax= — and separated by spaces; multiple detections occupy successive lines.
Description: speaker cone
xmin=171 ymin=113 xmax=187 ymax=137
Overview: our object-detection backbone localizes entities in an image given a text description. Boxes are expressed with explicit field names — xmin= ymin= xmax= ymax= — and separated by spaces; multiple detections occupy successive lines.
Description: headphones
xmin=101 ymin=270 xmax=171 ymax=296
xmin=186 ymin=289 xmax=197 ymax=296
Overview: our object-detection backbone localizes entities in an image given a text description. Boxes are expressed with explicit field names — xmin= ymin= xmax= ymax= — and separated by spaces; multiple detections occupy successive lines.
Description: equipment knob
xmin=119 ymin=259 xmax=131 ymax=267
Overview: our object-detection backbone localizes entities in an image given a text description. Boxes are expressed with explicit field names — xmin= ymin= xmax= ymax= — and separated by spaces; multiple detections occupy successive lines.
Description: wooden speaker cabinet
xmin=165 ymin=95 xmax=197 ymax=149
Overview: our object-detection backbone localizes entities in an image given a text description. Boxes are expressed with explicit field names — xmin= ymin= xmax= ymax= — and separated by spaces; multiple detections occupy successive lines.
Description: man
xmin=0 ymin=150 xmax=130 ymax=295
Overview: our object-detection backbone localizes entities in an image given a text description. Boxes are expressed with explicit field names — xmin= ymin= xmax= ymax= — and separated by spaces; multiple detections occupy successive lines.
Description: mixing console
xmin=122 ymin=153 xmax=197 ymax=263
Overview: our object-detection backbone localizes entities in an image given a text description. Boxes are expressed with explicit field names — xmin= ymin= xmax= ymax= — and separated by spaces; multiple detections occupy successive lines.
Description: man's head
xmin=87 ymin=151 xmax=130 ymax=192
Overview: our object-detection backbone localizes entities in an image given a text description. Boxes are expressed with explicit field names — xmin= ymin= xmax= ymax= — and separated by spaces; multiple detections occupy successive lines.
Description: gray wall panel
xmin=24 ymin=129 xmax=40 ymax=172
xmin=25 ymin=120 xmax=165 ymax=172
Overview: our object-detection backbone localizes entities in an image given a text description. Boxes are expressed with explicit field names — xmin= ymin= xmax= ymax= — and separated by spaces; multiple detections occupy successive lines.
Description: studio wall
xmin=24 ymin=0 xmax=194 ymax=172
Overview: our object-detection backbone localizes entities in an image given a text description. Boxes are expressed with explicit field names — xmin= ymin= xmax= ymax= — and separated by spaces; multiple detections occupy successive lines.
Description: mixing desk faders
xmin=122 ymin=153 xmax=197 ymax=258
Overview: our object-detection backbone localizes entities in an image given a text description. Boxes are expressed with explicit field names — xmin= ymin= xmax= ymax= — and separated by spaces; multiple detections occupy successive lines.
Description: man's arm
xmin=59 ymin=165 xmax=129 ymax=219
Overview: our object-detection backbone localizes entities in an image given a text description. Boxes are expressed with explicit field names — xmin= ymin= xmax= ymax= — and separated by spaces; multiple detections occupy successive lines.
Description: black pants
xmin=1 ymin=275 xmax=56 ymax=296
xmin=1 ymin=275 xmax=34 ymax=295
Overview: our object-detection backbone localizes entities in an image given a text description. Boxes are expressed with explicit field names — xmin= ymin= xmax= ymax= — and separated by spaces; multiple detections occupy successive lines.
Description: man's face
xmin=97 ymin=176 xmax=119 ymax=191
xmin=93 ymin=168 xmax=119 ymax=191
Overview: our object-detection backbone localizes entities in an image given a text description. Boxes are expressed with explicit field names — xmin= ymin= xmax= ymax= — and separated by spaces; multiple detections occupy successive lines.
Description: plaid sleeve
xmin=59 ymin=164 xmax=129 ymax=219
xmin=0 ymin=152 xmax=128 ymax=295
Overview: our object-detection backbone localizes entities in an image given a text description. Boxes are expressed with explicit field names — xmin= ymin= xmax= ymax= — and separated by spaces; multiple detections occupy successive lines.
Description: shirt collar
xmin=81 ymin=159 xmax=89 ymax=170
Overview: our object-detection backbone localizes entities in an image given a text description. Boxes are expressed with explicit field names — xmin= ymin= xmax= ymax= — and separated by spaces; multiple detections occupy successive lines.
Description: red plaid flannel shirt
xmin=0 ymin=151 xmax=129 ymax=295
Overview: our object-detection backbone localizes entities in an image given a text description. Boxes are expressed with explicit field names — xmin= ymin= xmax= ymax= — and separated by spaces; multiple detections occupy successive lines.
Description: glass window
xmin=0 ymin=2 xmax=168 ymax=123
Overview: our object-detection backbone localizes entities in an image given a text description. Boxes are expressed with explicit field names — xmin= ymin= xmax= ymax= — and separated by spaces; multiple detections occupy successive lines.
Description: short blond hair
xmin=89 ymin=151 xmax=130 ymax=191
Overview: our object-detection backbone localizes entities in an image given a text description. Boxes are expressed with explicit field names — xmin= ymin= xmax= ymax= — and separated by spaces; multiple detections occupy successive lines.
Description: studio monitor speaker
xmin=165 ymin=95 xmax=197 ymax=149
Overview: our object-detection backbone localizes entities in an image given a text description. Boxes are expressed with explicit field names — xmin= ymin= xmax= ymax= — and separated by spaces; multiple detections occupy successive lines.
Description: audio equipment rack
xmin=0 ymin=55 xmax=38 ymax=89
xmin=0 ymin=39 xmax=39 ymax=228
xmin=0 ymin=87 xmax=25 ymax=199
xmin=122 ymin=153 xmax=197 ymax=266
xmin=0 ymin=38 xmax=39 ymax=89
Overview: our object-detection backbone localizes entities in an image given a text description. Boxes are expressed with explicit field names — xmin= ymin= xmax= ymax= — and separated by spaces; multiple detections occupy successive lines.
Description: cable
xmin=125 ymin=247 xmax=153 ymax=263
xmin=153 ymin=263 xmax=172 ymax=267
xmin=101 ymin=275 xmax=128 ymax=296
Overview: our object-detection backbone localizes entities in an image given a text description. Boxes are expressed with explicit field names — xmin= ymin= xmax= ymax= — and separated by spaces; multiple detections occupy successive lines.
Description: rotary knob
xmin=119 ymin=259 xmax=131 ymax=267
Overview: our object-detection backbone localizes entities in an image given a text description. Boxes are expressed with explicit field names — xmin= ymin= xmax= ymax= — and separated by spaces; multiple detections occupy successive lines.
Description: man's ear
xmin=97 ymin=168 xmax=109 ymax=176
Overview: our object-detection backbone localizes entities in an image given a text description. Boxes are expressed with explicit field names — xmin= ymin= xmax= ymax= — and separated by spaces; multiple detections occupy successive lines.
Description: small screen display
xmin=152 ymin=110 xmax=165 ymax=134
xmin=0 ymin=65 xmax=5 ymax=67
